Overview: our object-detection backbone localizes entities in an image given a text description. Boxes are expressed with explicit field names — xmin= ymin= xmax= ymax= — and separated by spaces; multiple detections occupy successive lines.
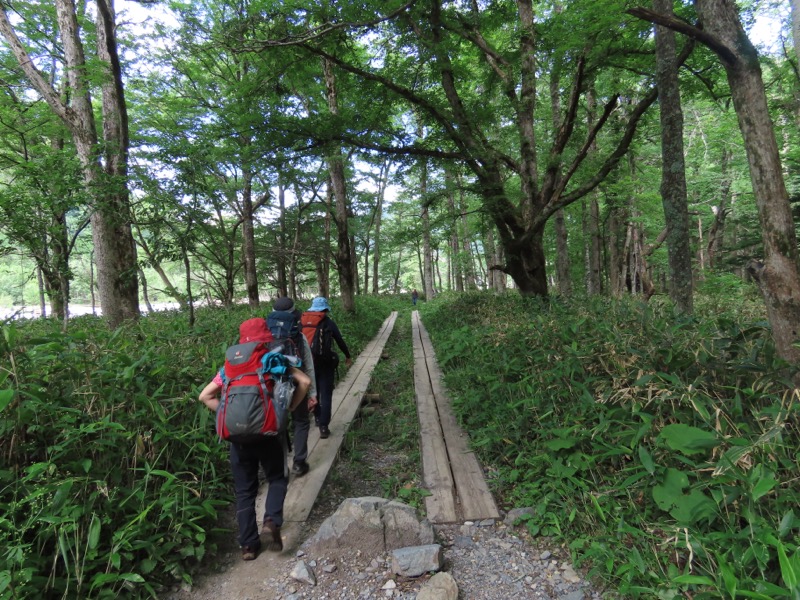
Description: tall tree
xmin=322 ymin=57 xmax=356 ymax=312
xmin=653 ymin=0 xmax=693 ymax=313
xmin=631 ymin=0 xmax=800 ymax=365
xmin=263 ymin=0 xmax=679 ymax=298
xmin=0 ymin=0 xmax=140 ymax=326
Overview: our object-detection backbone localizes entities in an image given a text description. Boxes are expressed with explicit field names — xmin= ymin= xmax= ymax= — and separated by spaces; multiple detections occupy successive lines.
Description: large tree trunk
xmin=631 ymin=1 xmax=800 ymax=364
xmin=322 ymin=58 xmax=356 ymax=312
xmin=0 ymin=0 xmax=140 ymax=327
xmin=94 ymin=0 xmax=140 ymax=325
xmin=654 ymin=0 xmax=693 ymax=313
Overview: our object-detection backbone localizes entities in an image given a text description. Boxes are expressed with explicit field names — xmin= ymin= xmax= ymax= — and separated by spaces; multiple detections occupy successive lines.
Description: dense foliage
xmin=423 ymin=286 xmax=799 ymax=598
xmin=0 ymin=297 xmax=389 ymax=598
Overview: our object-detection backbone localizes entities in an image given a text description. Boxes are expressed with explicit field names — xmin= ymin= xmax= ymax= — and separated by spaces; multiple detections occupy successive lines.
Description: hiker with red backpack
xmin=301 ymin=297 xmax=352 ymax=439
xmin=198 ymin=318 xmax=311 ymax=560
xmin=268 ymin=296 xmax=318 ymax=477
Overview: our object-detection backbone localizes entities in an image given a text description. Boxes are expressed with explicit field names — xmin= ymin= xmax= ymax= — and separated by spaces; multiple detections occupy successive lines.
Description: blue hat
xmin=309 ymin=297 xmax=331 ymax=312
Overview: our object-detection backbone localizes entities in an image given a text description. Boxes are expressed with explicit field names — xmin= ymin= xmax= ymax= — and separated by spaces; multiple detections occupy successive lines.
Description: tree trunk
xmin=654 ymin=0 xmax=693 ymax=313
xmin=94 ymin=0 xmax=140 ymax=325
xmin=316 ymin=185 xmax=333 ymax=299
xmin=138 ymin=267 xmax=154 ymax=313
xmin=554 ymin=210 xmax=571 ymax=296
xmin=707 ymin=148 xmax=732 ymax=268
xmin=182 ymin=243 xmax=195 ymax=328
xmin=37 ymin=266 xmax=47 ymax=318
xmin=322 ymin=58 xmax=356 ymax=312
xmin=277 ymin=183 xmax=288 ymax=297
xmin=550 ymin=49 xmax=571 ymax=297
xmin=584 ymin=88 xmax=603 ymax=295
xmin=630 ymin=1 xmax=800 ymax=364
xmin=793 ymin=0 xmax=800 ymax=70
xmin=0 ymin=1 xmax=141 ymax=327
xmin=393 ymin=247 xmax=403 ymax=293
xmin=421 ymin=174 xmax=435 ymax=300
xmin=132 ymin=224 xmax=187 ymax=309
xmin=446 ymin=167 xmax=464 ymax=291
xmin=241 ymin=168 xmax=260 ymax=309
xmin=371 ymin=161 xmax=386 ymax=295
xmin=458 ymin=180 xmax=477 ymax=289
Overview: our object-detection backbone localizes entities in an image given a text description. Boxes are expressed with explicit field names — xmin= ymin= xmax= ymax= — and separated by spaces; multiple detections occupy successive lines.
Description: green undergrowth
xmin=421 ymin=291 xmax=799 ymax=599
xmin=0 ymin=296 xmax=389 ymax=599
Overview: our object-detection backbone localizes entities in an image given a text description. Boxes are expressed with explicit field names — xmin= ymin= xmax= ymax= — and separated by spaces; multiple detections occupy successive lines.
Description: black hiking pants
xmin=229 ymin=437 xmax=287 ymax=548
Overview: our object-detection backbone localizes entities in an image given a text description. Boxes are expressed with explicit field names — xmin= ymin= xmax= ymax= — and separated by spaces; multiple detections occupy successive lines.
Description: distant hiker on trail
xmin=198 ymin=318 xmax=311 ymax=560
xmin=301 ymin=297 xmax=352 ymax=439
xmin=411 ymin=289 xmax=419 ymax=306
xmin=268 ymin=296 xmax=318 ymax=478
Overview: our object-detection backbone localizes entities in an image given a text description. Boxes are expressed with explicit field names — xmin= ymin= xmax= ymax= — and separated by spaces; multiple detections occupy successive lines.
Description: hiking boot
xmin=262 ymin=518 xmax=283 ymax=552
xmin=292 ymin=460 xmax=309 ymax=476
xmin=319 ymin=425 xmax=330 ymax=439
xmin=241 ymin=543 xmax=260 ymax=561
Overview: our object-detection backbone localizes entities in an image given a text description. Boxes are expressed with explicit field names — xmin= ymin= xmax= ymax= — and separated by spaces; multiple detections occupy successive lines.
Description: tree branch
xmin=627 ymin=6 xmax=736 ymax=65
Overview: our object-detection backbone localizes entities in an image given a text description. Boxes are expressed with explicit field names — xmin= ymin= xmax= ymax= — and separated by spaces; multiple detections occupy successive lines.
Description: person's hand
xmin=307 ymin=396 xmax=318 ymax=410
xmin=345 ymin=357 xmax=353 ymax=367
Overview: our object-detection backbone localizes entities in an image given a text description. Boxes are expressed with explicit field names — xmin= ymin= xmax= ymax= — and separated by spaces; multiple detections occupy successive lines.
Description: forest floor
xmin=164 ymin=311 xmax=603 ymax=599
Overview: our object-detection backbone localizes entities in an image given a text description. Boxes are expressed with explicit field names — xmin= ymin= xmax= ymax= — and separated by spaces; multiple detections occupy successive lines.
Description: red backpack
xmin=215 ymin=319 xmax=290 ymax=442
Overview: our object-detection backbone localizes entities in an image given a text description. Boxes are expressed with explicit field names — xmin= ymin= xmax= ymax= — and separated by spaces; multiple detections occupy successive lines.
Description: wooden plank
xmin=412 ymin=311 xmax=457 ymax=523
xmin=282 ymin=311 xmax=398 ymax=527
xmin=253 ymin=312 xmax=398 ymax=551
xmin=416 ymin=317 xmax=500 ymax=521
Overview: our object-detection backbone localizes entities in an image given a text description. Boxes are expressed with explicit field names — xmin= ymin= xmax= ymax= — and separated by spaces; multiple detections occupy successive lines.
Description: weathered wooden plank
xmin=416 ymin=317 xmax=500 ymax=522
xmin=412 ymin=311 xmax=458 ymax=523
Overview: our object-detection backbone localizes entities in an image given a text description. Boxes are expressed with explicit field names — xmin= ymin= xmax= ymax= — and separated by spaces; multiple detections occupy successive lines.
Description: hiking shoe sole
xmin=262 ymin=519 xmax=283 ymax=552
xmin=241 ymin=544 xmax=260 ymax=561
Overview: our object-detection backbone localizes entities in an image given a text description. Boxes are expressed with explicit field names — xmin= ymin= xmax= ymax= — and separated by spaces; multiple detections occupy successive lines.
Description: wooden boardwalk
xmin=275 ymin=311 xmax=398 ymax=548
xmin=411 ymin=311 xmax=500 ymax=524
xmin=266 ymin=308 xmax=498 ymax=551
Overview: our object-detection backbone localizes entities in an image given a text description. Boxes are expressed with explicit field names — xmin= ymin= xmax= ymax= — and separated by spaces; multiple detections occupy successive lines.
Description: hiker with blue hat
xmin=300 ymin=297 xmax=352 ymax=439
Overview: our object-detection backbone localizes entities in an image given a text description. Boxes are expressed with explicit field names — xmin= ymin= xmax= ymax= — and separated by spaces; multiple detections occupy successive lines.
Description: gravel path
xmin=165 ymin=441 xmax=603 ymax=600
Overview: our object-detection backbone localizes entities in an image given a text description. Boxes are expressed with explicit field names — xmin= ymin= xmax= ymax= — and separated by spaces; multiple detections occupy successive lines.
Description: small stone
xmin=290 ymin=560 xmax=317 ymax=586
xmin=562 ymin=566 xmax=581 ymax=584
xmin=540 ymin=550 xmax=552 ymax=560
xmin=382 ymin=579 xmax=397 ymax=590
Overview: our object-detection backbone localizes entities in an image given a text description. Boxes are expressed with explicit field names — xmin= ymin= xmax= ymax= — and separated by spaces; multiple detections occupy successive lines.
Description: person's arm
xmin=287 ymin=367 xmax=311 ymax=411
xmin=329 ymin=320 xmax=353 ymax=367
xmin=199 ymin=380 xmax=222 ymax=412
xmin=299 ymin=336 xmax=318 ymax=400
